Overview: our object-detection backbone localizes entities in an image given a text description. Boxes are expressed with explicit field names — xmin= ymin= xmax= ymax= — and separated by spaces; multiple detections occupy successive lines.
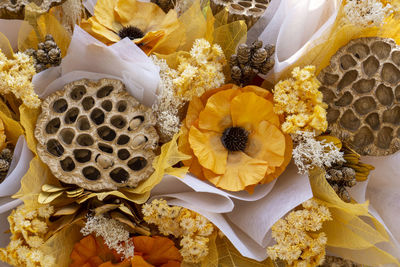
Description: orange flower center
xmin=221 ymin=127 xmax=248 ymax=152
xmin=118 ymin=26 xmax=144 ymax=40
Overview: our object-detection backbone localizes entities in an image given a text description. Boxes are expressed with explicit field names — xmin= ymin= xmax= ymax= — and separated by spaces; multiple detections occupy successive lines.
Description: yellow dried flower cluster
xmin=273 ymin=66 xmax=328 ymax=134
xmin=142 ymin=199 xmax=214 ymax=263
xmin=0 ymin=51 xmax=40 ymax=108
xmin=0 ymin=205 xmax=56 ymax=267
xmin=171 ymin=38 xmax=226 ymax=100
xmin=267 ymin=199 xmax=332 ymax=267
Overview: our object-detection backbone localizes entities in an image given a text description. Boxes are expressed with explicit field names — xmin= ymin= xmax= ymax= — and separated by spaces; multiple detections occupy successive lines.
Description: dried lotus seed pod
xmin=318 ymin=37 xmax=400 ymax=156
xmin=210 ymin=0 xmax=270 ymax=28
xmin=0 ymin=0 xmax=65 ymax=19
xmin=35 ymin=78 xmax=159 ymax=191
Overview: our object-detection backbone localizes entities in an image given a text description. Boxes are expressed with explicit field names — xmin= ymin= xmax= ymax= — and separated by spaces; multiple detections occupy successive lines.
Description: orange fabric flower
xmin=80 ymin=0 xmax=182 ymax=55
xmin=178 ymin=84 xmax=292 ymax=192
xmin=70 ymin=235 xmax=182 ymax=267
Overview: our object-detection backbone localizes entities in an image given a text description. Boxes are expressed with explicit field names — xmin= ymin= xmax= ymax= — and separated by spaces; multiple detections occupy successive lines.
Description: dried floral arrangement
xmin=0 ymin=0 xmax=399 ymax=267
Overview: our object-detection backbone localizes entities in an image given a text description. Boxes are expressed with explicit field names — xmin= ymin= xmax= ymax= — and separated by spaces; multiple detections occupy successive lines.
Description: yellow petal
xmin=198 ymin=89 xmax=240 ymax=132
xmin=189 ymin=126 xmax=227 ymax=175
xmin=246 ymin=120 xmax=285 ymax=167
xmin=0 ymin=32 xmax=13 ymax=58
xmin=185 ymin=96 xmax=204 ymax=128
xmin=135 ymin=30 xmax=165 ymax=55
xmin=81 ymin=17 xmax=120 ymax=44
xmin=115 ymin=0 xmax=165 ymax=30
xmin=230 ymin=92 xmax=279 ymax=131
xmin=93 ymin=0 xmax=120 ymax=32
xmin=207 ymin=151 xmax=268 ymax=191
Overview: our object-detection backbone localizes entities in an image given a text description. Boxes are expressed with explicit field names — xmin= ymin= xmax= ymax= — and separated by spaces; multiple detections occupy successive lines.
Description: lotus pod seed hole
xmin=371 ymin=41 xmax=391 ymax=59
xmin=97 ymin=126 xmax=116 ymax=141
xmin=131 ymin=135 xmax=147 ymax=148
xmin=117 ymin=149 xmax=130 ymax=160
xmin=95 ymin=154 xmax=114 ymax=169
xmin=60 ymin=157 xmax=75 ymax=172
xmin=98 ymin=143 xmax=113 ymax=153
xmin=82 ymin=166 xmax=100 ymax=180
xmin=101 ymin=100 xmax=113 ymax=111
xmin=70 ymin=85 xmax=87 ymax=101
xmin=128 ymin=116 xmax=144 ymax=130
xmin=363 ymin=56 xmax=379 ymax=77
xmin=128 ymin=157 xmax=147 ymax=171
xmin=59 ymin=128 xmax=75 ymax=145
xmin=76 ymin=134 xmax=94 ymax=146
xmin=111 ymin=115 xmax=126 ymax=129
xmin=73 ymin=149 xmax=92 ymax=163
xmin=110 ymin=167 xmax=129 ymax=183
xmin=90 ymin=108 xmax=105 ymax=125
xmin=47 ymin=139 xmax=64 ymax=157
xmin=97 ymin=85 xmax=114 ymax=98
xmin=46 ymin=118 xmax=61 ymax=134
xmin=77 ymin=116 xmax=91 ymax=131
xmin=117 ymin=100 xmax=127 ymax=112
xmin=52 ymin=99 xmax=68 ymax=113
xmin=64 ymin=108 xmax=79 ymax=124
xmin=117 ymin=135 xmax=130 ymax=145
xmin=82 ymin=96 xmax=95 ymax=111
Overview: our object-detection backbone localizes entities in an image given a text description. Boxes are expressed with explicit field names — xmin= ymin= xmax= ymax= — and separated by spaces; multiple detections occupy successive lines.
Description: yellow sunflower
xmin=179 ymin=84 xmax=292 ymax=192
xmin=80 ymin=0 xmax=183 ymax=55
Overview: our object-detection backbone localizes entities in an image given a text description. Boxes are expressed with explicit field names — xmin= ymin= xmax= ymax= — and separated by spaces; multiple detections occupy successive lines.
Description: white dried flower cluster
xmin=151 ymin=55 xmax=184 ymax=142
xmin=81 ymin=215 xmax=134 ymax=259
xmin=343 ymin=0 xmax=393 ymax=27
xmin=292 ymin=131 xmax=344 ymax=174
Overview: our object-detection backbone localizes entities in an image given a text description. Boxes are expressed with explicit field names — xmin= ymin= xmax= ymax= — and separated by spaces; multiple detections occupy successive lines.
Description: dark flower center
xmin=221 ymin=127 xmax=248 ymax=152
xmin=118 ymin=26 xmax=144 ymax=40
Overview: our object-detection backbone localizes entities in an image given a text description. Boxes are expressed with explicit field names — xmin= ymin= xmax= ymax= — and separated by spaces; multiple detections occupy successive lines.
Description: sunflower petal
xmin=93 ymin=0 xmax=120 ymax=32
xmin=188 ymin=126 xmax=227 ymax=174
xmin=246 ymin=120 xmax=285 ymax=167
xmin=198 ymin=89 xmax=240 ymax=132
xmin=207 ymin=151 xmax=268 ymax=191
xmin=230 ymin=92 xmax=279 ymax=131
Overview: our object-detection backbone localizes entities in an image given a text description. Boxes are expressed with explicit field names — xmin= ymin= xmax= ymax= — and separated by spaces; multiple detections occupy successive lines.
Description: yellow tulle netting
xmin=309 ymin=168 xmax=400 ymax=266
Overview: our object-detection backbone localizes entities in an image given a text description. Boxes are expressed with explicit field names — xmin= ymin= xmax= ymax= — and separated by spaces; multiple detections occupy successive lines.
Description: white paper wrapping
xmin=252 ymin=0 xmax=340 ymax=76
xmin=150 ymin=162 xmax=313 ymax=261
xmin=33 ymin=26 xmax=160 ymax=107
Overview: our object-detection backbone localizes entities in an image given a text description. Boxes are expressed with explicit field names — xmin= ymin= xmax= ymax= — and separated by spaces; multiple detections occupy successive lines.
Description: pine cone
xmin=230 ymin=40 xmax=275 ymax=86
xmin=0 ymin=146 xmax=13 ymax=183
xmin=24 ymin=34 xmax=62 ymax=73
xmin=326 ymin=165 xmax=357 ymax=203
xmin=321 ymin=256 xmax=362 ymax=267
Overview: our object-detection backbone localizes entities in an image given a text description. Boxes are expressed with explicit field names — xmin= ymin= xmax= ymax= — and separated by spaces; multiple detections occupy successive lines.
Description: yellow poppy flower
xmin=179 ymin=84 xmax=292 ymax=192
xmin=80 ymin=0 xmax=182 ymax=55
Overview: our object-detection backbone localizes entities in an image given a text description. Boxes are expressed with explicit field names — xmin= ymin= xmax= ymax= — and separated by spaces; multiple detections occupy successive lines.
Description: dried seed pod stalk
xmin=230 ymin=41 xmax=275 ymax=86
xmin=210 ymin=0 xmax=270 ymax=28
xmin=25 ymin=35 xmax=62 ymax=73
xmin=0 ymin=0 xmax=65 ymax=19
xmin=35 ymin=78 xmax=159 ymax=191
xmin=0 ymin=147 xmax=13 ymax=183
xmin=318 ymin=37 xmax=400 ymax=156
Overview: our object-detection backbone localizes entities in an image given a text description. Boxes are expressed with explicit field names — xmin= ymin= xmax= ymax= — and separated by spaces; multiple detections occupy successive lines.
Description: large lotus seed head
xmin=319 ymin=37 xmax=400 ymax=156
xmin=35 ymin=78 xmax=159 ymax=191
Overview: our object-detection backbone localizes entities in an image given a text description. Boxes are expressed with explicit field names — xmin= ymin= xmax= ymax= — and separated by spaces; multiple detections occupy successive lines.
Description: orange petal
xmin=133 ymin=236 xmax=182 ymax=266
xmin=135 ymin=30 xmax=165 ymax=55
xmin=246 ymin=120 xmax=285 ymax=167
xmin=198 ymin=89 xmax=240 ymax=132
xmin=188 ymin=126 xmax=227 ymax=175
xmin=230 ymin=92 xmax=279 ymax=131
xmin=240 ymin=85 xmax=273 ymax=101
xmin=185 ymin=96 xmax=204 ymax=128
xmin=130 ymin=256 xmax=154 ymax=267
xmin=207 ymin=151 xmax=268 ymax=191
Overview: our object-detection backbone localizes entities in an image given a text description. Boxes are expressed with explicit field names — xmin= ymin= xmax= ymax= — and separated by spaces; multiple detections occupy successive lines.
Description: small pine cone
xmin=38 ymin=43 xmax=45 ymax=50
xmin=0 ymin=159 xmax=9 ymax=172
xmin=230 ymin=54 xmax=239 ymax=68
xmin=252 ymin=40 xmax=263 ymax=50
xmin=48 ymin=48 xmax=62 ymax=65
xmin=327 ymin=168 xmax=343 ymax=181
xmin=251 ymin=48 xmax=268 ymax=69
xmin=231 ymin=66 xmax=242 ymax=83
xmin=242 ymin=65 xmax=254 ymax=78
xmin=35 ymin=64 xmax=47 ymax=73
xmin=24 ymin=48 xmax=36 ymax=57
xmin=264 ymin=44 xmax=275 ymax=57
xmin=1 ymin=148 xmax=12 ymax=162
xmin=259 ymin=57 xmax=275 ymax=75
xmin=344 ymin=178 xmax=357 ymax=187
xmin=36 ymin=49 xmax=48 ymax=63
xmin=237 ymin=44 xmax=251 ymax=65
xmin=330 ymin=183 xmax=339 ymax=193
xmin=44 ymin=40 xmax=57 ymax=51
xmin=45 ymin=34 xmax=54 ymax=42
xmin=342 ymin=167 xmax=356 ymax=180
xmin=338 ymin=187 xmax=351 ymax=202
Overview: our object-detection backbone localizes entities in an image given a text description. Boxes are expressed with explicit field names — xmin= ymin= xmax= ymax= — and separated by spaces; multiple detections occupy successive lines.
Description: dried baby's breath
xmin=292 ymin=131 xmax=344 ymax=174
xmin=343 ymin=0 xmax=393 ymax=27
xmin=81 ymin=214 xmax=134 ymax=259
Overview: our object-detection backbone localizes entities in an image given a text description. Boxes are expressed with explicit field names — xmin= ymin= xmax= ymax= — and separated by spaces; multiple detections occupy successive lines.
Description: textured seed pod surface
xmin=210 ymin=0 xmax=270 ymax=28
xmin=0 ymin=0 xmax=65 ymax=19
xmin=318 ymin=37 xmax=400 ymax=156
xmin=35 ymin=78 xmax=159 ymax=191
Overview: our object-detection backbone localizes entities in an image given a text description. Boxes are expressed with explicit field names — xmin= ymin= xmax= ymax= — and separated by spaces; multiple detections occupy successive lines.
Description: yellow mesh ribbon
xmin=309 ymin=167 xmax=400 ymax=266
